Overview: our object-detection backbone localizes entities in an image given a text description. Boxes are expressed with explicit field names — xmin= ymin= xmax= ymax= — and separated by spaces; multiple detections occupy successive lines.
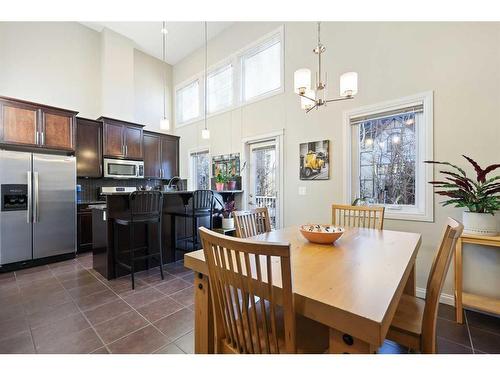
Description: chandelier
xmin=294 ymin=22 xmax=358 ymax=112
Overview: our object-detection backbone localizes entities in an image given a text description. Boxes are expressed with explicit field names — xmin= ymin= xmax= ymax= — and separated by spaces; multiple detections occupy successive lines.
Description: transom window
xmin=207 ymin=64 xmax=233 ymax=114
xmin=176 ymin=80 xmax=200 ymax=124
xmin=346 ymin=92 xmax=434 ymax=222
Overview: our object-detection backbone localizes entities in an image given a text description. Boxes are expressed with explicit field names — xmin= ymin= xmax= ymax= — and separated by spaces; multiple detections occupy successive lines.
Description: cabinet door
xmin=77 ymin=210 xmax=93 ymax=252
xmin=0 ymin=101 xmax=38 ymax=146
xmin=143 ymin=133 xmax=161 ymax=178
xmin=41 ymin=110 xmax=75 ymax=150
xmin=161 ymin=136 xmax=179 ymax=179
xmin=103 ymin=122 xmax=124 ymax=157
xmin=76 ymin=119 xmax=102 ymax=177
xmin=124 ymin=125 xmax=143 ymax=160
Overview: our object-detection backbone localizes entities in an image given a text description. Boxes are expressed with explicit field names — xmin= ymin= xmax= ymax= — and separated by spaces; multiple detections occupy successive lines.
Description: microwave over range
xmin=103 ymin=158 xmax=144 ymax=179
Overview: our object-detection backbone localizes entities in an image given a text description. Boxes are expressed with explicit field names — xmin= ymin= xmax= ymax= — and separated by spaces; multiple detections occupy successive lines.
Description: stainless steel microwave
xmin=103 ymin=158 xmax=144 ymax=179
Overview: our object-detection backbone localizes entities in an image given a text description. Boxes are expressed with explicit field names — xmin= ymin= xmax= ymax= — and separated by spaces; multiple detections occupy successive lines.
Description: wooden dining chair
xmin=233 ymin=207 xmax=272 ymax=238
xmin=386 ymin=217 xmax=464 ymax=353
xmin=332 ymin=204 xmax=385 ymax=230
xmin=199 ymin=227 xmax=329 ymax=354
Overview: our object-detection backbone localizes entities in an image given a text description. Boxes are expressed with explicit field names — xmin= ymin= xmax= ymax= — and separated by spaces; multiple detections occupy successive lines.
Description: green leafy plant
xmin=215 ymin=172 xmax=228 ymax=184
xmin=424 ymin=155 xmax=500 ymax=214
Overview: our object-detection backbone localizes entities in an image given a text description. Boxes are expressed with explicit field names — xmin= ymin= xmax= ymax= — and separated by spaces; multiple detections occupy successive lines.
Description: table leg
xmin=455 ymin=238 xmax=464 ymax=324
xmin=194 ymin=273 xmax=215 ymax=354
xmin=329 ymin=328 xmax=377 ymax=354
xmin=404 ymin=263 xmax=416 ymax=296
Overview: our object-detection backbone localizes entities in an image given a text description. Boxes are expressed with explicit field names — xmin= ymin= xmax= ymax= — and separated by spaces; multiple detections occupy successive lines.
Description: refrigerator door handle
xmin=27 ymin=171 xmax=32 ymax=223
xmin=33 ymin=172 xmax=40 ymax=223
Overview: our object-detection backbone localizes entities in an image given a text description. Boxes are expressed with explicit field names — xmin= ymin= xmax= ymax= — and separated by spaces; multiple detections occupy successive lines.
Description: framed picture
xmin=299 ymin=140 xmax=330 ymax=180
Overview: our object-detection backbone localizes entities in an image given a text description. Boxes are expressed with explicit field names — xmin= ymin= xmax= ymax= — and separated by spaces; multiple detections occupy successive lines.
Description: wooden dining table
xmin=184 ymin=225 xmax=421 ymax=354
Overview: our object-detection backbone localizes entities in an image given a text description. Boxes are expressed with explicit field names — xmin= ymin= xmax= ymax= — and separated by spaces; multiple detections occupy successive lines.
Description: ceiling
xmin=80 ymin=22 xmax=234 ymax=65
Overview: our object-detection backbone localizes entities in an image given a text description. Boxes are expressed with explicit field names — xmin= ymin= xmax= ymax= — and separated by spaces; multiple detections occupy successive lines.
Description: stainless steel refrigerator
xmin=0 ymin=150 xmax=76 ymax=267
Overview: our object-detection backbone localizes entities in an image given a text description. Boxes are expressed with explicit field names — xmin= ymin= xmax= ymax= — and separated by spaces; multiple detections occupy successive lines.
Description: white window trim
xmin=188 ymin=146 xmax=210 ymax=191
xmin=174 ymin=25 xmax=285 ymax=129
xmin=342 ymin=91 xmax=434 ymax=222
xmin=206 ymin=61 xmax=235 ymax=116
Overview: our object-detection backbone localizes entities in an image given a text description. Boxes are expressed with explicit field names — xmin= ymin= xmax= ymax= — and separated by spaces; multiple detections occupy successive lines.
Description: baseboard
xmin=416 ymin=287 xmax=455 ymax=307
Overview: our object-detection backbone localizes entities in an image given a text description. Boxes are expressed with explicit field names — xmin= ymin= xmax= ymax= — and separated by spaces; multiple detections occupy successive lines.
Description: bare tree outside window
xmin=359 ymin=113 xmax=416 ymax=206
xmin=191 ymin=151 xmax=210 ymax=190
xmin=252 ymin=145 xmax=277 ymax=228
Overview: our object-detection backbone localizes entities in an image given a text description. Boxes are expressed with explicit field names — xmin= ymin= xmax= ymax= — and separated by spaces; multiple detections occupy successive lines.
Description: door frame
xmin=241 ymin=129 xmax=284 ymax=228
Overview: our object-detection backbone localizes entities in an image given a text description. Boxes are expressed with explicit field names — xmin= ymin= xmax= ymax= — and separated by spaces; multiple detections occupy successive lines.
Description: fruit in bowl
xmin=299 ymin=224 xmax=344 ymax=244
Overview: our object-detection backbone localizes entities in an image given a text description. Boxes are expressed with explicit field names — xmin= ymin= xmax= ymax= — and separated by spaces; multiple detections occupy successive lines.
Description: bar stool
xmin=113 ymin=191 xmax=164 ymax=289
xmin=167 ymin=190 xmax=214 ymax=259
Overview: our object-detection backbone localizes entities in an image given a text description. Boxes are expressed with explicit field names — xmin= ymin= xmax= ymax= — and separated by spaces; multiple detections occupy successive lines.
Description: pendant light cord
xmin=162 ymin=21 xmax=167 ymax=120
xmin=204 ymin=21 xmax=208 ymax=131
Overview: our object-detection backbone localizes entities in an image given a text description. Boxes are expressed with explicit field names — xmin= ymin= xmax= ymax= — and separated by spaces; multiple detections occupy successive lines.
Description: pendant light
xmin=160 ymin=21 xmax=170 ymax=130
xmin=201 ymin=21 xmax=210 ymax=140
xmin=294 ymin=22 xmax=358 ymax=113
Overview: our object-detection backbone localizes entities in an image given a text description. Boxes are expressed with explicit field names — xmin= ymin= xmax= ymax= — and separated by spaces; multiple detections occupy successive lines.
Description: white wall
xmin=0 ymin=22 xmax=173 ymax=130
xmin=173 ymin=22 xmax=500 ymax=299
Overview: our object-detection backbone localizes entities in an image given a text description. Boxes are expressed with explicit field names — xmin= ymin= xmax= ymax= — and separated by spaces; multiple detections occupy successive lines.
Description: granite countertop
xmin=100 ymin=190 xmax=243 ymax=196
xmin=77 ymin=200 xmax=107 ymax=205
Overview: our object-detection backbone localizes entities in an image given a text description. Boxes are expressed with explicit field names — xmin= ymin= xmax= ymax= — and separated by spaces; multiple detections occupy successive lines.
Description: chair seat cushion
xmin=390 ymin=294 xmax=425 ymax=336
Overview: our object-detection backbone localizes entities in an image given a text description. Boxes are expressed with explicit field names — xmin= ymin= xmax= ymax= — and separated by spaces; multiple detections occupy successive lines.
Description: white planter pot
xmin=462 ymin=211 xmax=498 ymax=236
xmin=222 ymin=218 xmax=234 ymax=230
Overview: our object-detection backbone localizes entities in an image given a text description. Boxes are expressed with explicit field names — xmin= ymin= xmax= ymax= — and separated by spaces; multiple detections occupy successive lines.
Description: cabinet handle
xmin=41 ymin=132 xmax=44 ymax=145
xmin=36 ymin=132 xmax=39 ymax=144
xmin=125 ymin=145 xmax=128 ymax=156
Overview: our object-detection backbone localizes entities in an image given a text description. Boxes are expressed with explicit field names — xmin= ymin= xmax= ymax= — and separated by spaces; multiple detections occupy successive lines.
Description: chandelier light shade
xmin=294 ymin=68 xmax=311 ymax=94
xmin=340 ymin=72 xmax=358 ymax=97
xmin=294 ymin=22 xmax=358 ymax=113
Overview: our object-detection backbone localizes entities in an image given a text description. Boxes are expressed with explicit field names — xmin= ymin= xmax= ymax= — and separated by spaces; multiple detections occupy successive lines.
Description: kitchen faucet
xmin=166 ymin=176 xmax=181 ymax=191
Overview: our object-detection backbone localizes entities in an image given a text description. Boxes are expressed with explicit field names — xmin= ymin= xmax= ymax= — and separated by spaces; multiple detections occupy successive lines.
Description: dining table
xmin=184 ymin=225 xmax=421 ymax=354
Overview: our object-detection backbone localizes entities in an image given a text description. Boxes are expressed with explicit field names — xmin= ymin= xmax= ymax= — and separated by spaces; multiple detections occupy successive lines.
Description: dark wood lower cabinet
xmin=77 ymin=206 xmax=93 ymax=253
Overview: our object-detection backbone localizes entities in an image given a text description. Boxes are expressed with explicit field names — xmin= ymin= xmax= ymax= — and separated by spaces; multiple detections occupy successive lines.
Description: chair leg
xmin=192 ymin=216 xmax=198 ymax=250
xmin=158 ymin=219 xmax=164 ymax=280
xmin=130 ymin=223 xmax=135 ymax=290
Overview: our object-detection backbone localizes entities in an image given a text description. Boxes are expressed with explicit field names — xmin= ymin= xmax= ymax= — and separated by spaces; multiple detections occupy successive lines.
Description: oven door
xmin=104 ymin=159 xmax=138 ymax=179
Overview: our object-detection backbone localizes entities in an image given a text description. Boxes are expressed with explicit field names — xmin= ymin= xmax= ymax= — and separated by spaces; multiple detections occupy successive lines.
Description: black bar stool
xmin=113 ymin=191 xmax=164 ymax=289
xmin=167 ymin=190 xmax=214 ymax=259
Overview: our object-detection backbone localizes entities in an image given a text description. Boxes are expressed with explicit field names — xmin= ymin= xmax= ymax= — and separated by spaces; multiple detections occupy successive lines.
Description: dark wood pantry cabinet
xmin=76 ymin=117 xmax=102 ymax=178
xmin=143 ymin=131 xmax=179 ymax=179
xmin=99 ymin=117 xmax=144 ymax=160
xmin=0 ymin=96 xmax=77 ymax=152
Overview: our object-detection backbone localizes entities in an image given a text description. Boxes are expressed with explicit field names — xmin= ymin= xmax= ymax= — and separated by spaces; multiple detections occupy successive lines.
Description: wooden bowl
xmin=299 ymin=224 xmax=344 ymax=244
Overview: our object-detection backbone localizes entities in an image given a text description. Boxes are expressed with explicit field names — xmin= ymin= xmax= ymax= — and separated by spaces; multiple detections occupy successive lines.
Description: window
xmin=345 ymin=92 xmax=434 ymax=222
xmin=207 ymin=64 xmax=233 ymax=114
xmin=241 ymin=36 xmax=282 ymax=102
xmin=176 ymin=80 xmax=200 ymax=124
xmin=190 ymin=150 xmax=210 ymax=190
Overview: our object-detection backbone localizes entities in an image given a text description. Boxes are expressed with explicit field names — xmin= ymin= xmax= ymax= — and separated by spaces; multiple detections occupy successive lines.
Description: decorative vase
xmin=462 ymin=211 xmax=498 ymax=236
xmin=227 ymin=180 xmax=237 ymax=190
xmin=222 ymin=217 xmax=234 ymax=229
xmin=215 ymin=182 xmax=225 ymax=191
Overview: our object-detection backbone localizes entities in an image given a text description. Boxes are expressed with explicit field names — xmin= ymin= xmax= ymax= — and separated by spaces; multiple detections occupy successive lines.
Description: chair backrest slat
xmin=192 ymin=190 xmax=214 ymax=210
xmin=332 ymin=204 xmax=385 ymax=230
xmin=234 ymin=207 xmax=272 ymax=238
xmin=421 ymin=217 xmax=463 ymax=353
xmin=129 ymin=191 xmax=163 ymax=218
xmin=200 ymin=226 xmax=295 ymax=354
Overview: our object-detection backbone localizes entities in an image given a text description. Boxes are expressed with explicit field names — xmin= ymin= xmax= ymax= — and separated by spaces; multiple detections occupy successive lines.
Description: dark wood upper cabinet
xmin=143 ymin=130 xmax=179 ymax=180
xmin=0 ymin=96 xmax=77 ymax=152
xmin=143 ymin=132 xmax=161 ymax=178
xmin=76 ymin=118 xmax=102 ymax=178
xmin=99 ymin=117 xmax=144 ymax=160
xmin=161 ymin=135 xmax=179 ymax=179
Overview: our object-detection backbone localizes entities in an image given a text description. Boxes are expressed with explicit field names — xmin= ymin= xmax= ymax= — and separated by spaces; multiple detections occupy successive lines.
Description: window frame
xmin=175 ymin=78 xmax=202 ymax=125
xmin=343 ymin=91 xmax=434 ymax=222
xmin=173 ymin=26 xmax=284 ymax=128
xmin=189 ymin=147 xmax=211 ymax=191
xmin=206 ymin=62 xmax=234 ymax=116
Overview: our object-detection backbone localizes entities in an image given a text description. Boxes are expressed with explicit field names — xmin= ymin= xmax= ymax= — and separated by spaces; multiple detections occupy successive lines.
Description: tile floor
xmin=0 ymin=252 xmax=498 ymax=354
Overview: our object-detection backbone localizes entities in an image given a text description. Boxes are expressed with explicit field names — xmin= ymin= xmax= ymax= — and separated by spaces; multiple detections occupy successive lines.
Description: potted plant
xmin=227 ymin=175 xmax=237 ymax=191
xmin=425 ymin=155 xmax=500 ymax=236
xmin=215 ymin=172 xmax=227 ymax=191
xmin=214 ymin=200 xmax=236 ymax=229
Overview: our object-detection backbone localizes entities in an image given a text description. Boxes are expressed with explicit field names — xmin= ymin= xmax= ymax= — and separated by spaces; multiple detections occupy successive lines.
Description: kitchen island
xmin=92 ymin=190 xmax=242 ymax=280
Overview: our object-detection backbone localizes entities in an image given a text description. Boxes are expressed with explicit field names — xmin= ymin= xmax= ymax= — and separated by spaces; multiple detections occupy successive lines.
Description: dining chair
xmin=386 ymin=217 xmax=464 ymax=353
xmin=198 ymin=226 xmax=329 ymax=354
xmin=233 ymin=207 xmax=272 ymax=238
xmin=331 ymin=204 xmax=385 ymax=230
